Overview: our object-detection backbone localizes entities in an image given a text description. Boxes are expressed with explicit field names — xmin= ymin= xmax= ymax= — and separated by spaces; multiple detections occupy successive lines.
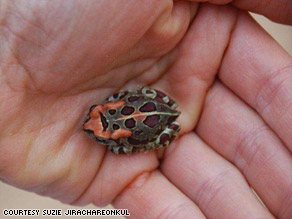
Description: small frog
xmin=83 ymin=87 xmax=181 ymax=154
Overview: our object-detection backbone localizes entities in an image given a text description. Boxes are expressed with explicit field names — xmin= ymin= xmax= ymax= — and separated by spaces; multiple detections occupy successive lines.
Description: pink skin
xmin=0 ymin=0 xmax=292 ymax=218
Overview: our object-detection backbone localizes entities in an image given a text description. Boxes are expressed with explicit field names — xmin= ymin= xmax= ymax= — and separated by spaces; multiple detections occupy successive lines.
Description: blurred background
xmin=0 ymin=13 xmax=291 ymax=219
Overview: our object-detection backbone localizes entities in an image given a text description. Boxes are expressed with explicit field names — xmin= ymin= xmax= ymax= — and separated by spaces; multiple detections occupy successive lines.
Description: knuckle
xmin=195 ymin=169 xmax=238 ymax=211
xmin=156 ymin=202 xmax=195 ymax=219
xmin=234 ymin=125 xmax=272 ymax=173
xmin=255 ymin=62 xmax=292 ymax=114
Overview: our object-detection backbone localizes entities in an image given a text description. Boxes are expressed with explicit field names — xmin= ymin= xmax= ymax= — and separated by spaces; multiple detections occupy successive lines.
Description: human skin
xmin=0 ymin=0 xmax=291 ymax=218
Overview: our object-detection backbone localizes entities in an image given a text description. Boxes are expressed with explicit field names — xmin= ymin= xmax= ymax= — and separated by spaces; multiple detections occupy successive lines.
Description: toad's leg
xmin=155 ymin=121 xmax=181 ymax=148
xmin=141 ymin=87 xmax=178 ymax=109
xmin=108 ymin=144 xmax=134 ymax=154
xmin=104 ymin=90 xmax=129 ymax=103
xmin=122 ymin=121 xmax=180 ymax=153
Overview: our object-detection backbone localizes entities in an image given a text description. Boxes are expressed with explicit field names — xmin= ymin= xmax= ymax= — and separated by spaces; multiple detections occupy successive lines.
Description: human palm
xmin=0 ymin=0 xmax=291 ymax=218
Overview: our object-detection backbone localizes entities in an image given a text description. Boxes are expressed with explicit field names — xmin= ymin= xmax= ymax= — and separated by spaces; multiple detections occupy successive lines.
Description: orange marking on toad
xmin=133 ymin=110 xmax=147 ymax=121
xmin=118 ymin=110 xmax=147 ymax=121
xmin=90 ymin=105 xmax=105 ymax=116
xmin=83 ymin=117 xmax=111 ymax=139
xmin=111 ymin=129 xmax=132 ymax=140
xmin=104 ymin=100 xmax=125 ymax=109
xmin=83 ymin=105 xmax=111 ymax=139
xmin=84 ymin=102 xmax=133 ymax=140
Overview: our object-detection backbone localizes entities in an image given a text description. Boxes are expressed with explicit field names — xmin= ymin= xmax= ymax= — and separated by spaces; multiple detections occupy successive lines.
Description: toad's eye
xmin=89 ymin=105 xmax=97 ymax=111
xmin=96 ymin=138 xmax=106 ymax=143
xmin=84 ymin=129 xmax=95 ymax=138
xmin=100 ymin=113 xmax=108 ymax=131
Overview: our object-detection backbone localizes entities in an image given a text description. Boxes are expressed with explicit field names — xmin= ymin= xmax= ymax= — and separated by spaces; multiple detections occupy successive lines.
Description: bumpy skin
xmin=83 ymin=87 xmax=181 ymax=154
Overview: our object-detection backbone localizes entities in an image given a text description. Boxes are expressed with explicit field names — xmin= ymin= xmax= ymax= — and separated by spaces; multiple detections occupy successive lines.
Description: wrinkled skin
xmin=0 ymin=0 xmax=292 ymax=218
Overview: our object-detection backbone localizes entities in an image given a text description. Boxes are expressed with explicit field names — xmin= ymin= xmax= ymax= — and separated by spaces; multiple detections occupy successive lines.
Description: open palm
xmin=0 ymin=0 xmax=291 ymax=218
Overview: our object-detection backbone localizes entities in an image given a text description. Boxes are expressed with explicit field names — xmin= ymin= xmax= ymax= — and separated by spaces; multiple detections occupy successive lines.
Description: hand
xmin=0 ymin=0 xmax=291 ymax=218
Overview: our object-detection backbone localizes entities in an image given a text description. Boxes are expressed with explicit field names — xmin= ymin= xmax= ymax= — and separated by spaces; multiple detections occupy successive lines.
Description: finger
xmin=105 ymin=0 xmax=197 ymax=89
xmin=161 ymin=133 xmax=273 ymax=219
xmin=124 ymin=0 xmax=199 ymax=89
xmin=113 ymin=170 xmax=206 ymax=219
xmin=232 ymin=0 xmax=292 ymax=24
xmin=217 ymin=12 xmax=292 ymax=153
xmin=196 ymin=82 xmax=292 ymax=218
xmin=149 ymin=3 xmax=238 ymax=132
xmin=73 ymin=152 xmax=158 ymax=206
xmin=181 ymin=0 xmax=292 ymax=24
xmin=110 ymin=0 xmax=195 ymax=71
